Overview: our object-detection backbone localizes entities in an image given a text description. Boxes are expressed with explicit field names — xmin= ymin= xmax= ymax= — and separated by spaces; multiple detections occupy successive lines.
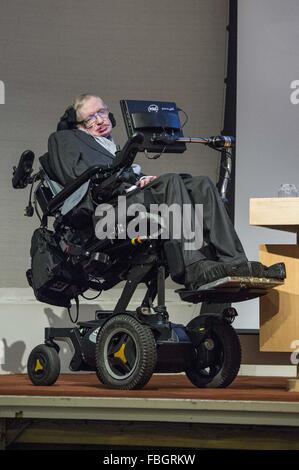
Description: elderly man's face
xmin=79 ymin=96 xmax=112 ymax=137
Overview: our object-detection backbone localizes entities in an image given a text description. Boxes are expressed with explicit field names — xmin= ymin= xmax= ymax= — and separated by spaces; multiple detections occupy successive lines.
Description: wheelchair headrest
xmin=57 ymin=106 xmax=116 ymax=131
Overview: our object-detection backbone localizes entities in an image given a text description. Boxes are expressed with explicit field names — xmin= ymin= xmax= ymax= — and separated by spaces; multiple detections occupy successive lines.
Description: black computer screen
xmin=120 ymin=99 xmax=186 ymax=153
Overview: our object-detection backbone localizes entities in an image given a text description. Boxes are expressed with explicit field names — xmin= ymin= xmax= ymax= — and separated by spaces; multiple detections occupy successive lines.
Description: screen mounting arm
xmin=151 ymin=133 xmax=234 ymax=202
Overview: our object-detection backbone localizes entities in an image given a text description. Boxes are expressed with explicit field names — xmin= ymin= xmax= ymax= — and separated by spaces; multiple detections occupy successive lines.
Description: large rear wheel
xmin=96 ymin=314 xmax=157 ymax=390
xmin=185 ymin=317 xmax=241 ymax=388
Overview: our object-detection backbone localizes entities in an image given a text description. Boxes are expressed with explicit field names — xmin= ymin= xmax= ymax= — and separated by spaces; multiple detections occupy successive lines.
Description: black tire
xmin=185 ymin=318 xmax=241 ymax=388
xmin=27 ymin=344 xmax=60 ymax=386
xmin=95 ymin=314 xmax=157 ymax=390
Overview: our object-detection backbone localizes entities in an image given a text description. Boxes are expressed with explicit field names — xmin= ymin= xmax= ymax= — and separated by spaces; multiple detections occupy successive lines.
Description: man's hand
xmin=137 ymin=175 xmax=157 ymax=188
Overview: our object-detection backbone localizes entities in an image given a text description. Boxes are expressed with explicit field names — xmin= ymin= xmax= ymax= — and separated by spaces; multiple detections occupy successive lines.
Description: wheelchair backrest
xmin=37 ymin=159 xmax=90 ymax=219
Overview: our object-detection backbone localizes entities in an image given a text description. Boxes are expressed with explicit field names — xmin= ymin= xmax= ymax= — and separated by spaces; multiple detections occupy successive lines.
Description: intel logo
xmin=148 ymin=104 xmax=159 ymax=112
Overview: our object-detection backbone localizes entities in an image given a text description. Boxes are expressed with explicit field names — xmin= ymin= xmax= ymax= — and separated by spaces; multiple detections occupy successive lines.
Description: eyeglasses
xmin=82 ymin=108 xmax=109 ymax=128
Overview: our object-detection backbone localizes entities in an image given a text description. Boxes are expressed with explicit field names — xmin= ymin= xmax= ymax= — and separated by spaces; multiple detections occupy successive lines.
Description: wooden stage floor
xmin=0 ymin=373 xmax=299 ymax=401
xmin=1 ymin=374 xmax=299 ymax=449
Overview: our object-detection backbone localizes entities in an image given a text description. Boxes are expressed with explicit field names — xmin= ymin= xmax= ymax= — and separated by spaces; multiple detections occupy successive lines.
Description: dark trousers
xmin=126 ymin=173 xmax=247 ymax=267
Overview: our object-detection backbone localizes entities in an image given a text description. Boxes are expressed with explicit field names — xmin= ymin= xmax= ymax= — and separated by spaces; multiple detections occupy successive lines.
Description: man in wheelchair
xmin=46 ymin=94 xmax=285 ymax=288
xmin=11 ymin=94 xmax=286 ymax=390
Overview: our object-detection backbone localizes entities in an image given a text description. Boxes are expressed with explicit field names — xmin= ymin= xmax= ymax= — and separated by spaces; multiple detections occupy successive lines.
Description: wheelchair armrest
xmin=47 ymin=165 xmax=104 ymax=215
xmin=110 ymin=132 xmax=144 ymax=170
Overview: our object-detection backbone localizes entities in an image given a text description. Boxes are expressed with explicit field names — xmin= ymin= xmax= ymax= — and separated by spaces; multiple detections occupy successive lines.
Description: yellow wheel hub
xmin=34 ymin=358 xmax=44 ymax=372
xmin=114 ymin=343 xmax=127 ymax=364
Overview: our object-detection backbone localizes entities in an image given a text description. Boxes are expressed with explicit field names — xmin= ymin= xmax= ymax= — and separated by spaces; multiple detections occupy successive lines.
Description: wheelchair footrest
xmin=176 ymin=276 xmax=284 ymax=304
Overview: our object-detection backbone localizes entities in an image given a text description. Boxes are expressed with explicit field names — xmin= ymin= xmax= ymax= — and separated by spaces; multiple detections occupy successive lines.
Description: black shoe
xmin=226 ymin=261 xmax=262 ymax=277
xmin=184 ymin=259 xmax=286 ymax=290
xmin=185 ymin=260 xmax=229 ymax=289
xmin=262 ymin=262 xmax=286 ymax=279
xmin=226 ymin=261 xmax=286 ymax=279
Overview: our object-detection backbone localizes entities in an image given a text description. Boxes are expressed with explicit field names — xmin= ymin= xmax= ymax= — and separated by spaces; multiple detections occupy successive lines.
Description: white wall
xmin=234 ymin=0 xmax=299 ymax=329
xmin=0 ymin=288 xmax=201 ymax=374
xmin=1 ymin=289 xmax=295 ymax=376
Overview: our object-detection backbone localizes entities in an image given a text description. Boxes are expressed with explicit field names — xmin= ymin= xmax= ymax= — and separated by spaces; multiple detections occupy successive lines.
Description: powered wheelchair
xmin=12 ymin=100 xmax=283 ymax=390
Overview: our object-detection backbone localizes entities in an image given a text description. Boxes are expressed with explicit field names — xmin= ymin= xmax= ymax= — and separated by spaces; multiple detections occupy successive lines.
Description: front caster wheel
xmin=185 ymin=318 xmax=241 ymax=388
xmin=95 ymin=314 xmax=157 ymax=390
xmin=27 ymin=344 xmax=60 ymax=386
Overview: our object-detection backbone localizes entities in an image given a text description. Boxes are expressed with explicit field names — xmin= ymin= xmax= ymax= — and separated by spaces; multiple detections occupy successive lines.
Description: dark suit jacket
xmin=46 ymin=129 xmax=117 ymax=187
xmin=40 ymin=129 xmax=144 ymax=214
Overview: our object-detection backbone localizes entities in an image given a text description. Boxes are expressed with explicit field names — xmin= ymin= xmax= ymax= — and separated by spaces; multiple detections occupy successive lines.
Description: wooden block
xmin=287 ymin=379 xmax=299 ymax=392
xmin=259 ymin=244 xmax=299 ymax=352
xmin=250 ymin=198 xmax=299 ymax=232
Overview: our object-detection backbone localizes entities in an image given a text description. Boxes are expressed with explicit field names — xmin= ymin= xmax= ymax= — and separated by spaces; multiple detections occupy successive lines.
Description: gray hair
xmin=72 ymin=94 xmax=104 ymax=122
